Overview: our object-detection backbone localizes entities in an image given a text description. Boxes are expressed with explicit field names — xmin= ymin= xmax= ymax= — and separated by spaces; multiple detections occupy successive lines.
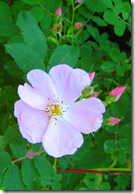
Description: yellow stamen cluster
xmin=44 ymin=97 xmax=68 ymax=125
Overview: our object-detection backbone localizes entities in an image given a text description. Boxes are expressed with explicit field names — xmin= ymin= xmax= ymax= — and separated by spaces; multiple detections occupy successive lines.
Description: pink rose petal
xmin=64 ymin=98 xmax=105 ymax=134
xmin=49 ymin=64 xmax=90 ymax=104
xmin=42 ymin=118 xmax=83 ymax=158
xmin=14 ymin=100 xmax=48 ymax=143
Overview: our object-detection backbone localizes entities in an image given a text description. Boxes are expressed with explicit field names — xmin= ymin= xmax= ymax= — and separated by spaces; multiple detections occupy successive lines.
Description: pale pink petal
xmin=49 ymin=64 xmax=90 ymax=104
xmin=42 ymin=118 xmax=84 ymax=158
xmin=18 ymin=83 xmax=47 ymax=110
xmin=14 ymin=100 xmax=48 ymax=143
xmin=27 ymin=69 xmax=57 ymax=102
xmin=64 ymin=98 xmax=105 ymax=134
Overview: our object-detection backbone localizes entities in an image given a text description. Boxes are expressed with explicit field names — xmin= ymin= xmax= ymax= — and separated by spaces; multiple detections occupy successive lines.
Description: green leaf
xmin=96 ymin=182 xmax=111 ymax=190
xmin=86 ymin=24 xmax=100 ymax=42
xmin=83 ymin=179 xmax=95 ymax=190
xmin=4 ymin=124 xmax=28 ymax=147
xmin=4 ymin=61 xmax=24 ymax=77
xmin=0 ymin=149 xmax=12 ymax=172
xmin=101 ymin=61 xmax=116 ymax=73
xmin=116 ymin=64 xmax=125 ymax=77
xmin=101 ymin=0 xmax=114 ymax=9
xmin=110 ymin=48 xmax=120 ymax=62
xmin=40 ymin=11 xmax=52 ymax=30
xmin=0 ymin=1 xmax=11 ymax=16
xmin=112 ymin=0 xmax=122 ymax=14
xmin=114 ymin=20 xmax=126 ymax=37
xmin=49 ymin=45 xmax=80 ymax=68
xmin=78 ymin=30 xmax=90 ymax=44
xmin=52 ymin=174 xmax=62 ymax=182
xmin=106 ymin=125 xmax=117 ymax=133
xmin=111 ymin=95 xmax=128 ymax=118
xmin=9 ymin=143 xmax=27 ymax=158
xmin=118 ymin=138 xmax=131 ymax=154
xmin=122 ymin=2 xmax=131 ymax=21
xmin=118 ymin=123 xmax=131 ymax=140
xmin=30 ymin=5 xmax=44 ymax=23
xmin=104 ymin=139 xmax=116 ymax=154
xmin=78 ymin=6 xmax=91 ymax=19
xmin=92 ymin=16 xmax=107 ymax=26
xmin=0 ymin=2 xmax=19 ymax=37
xmin=0 ymin=136 xmax=4 ymax=149
xmin=58 ymin=156 xmax=69 ymax=170
xmin=2 ymin=113 xmax=16 ymax=133
xmin=99 ymin=33 xmax=111 ymax=52
xmin=17 ymin=11 xmax=47 ymax=59
xmin=68 ymin=172 xmax=84 ymax=190
xmin=8 ymin=35 xmax=24 ymax=44
xmin=85 ymin=0 xmax=107 ymax=12
xmin=21 ymin=0 xmax=38 ymax=5
xmin=22 ymin=159 xmax=41 ymax=190
xmin=5 ymin=43 xmax=45 ymax=73
xmin=51 ymin=181 xmax=61 ymax=190
xmin=114 ymin=149 xmax=126 ymax=165
xmin=103 ymin=10 xmax=118 ymax=25
xmin=2 ymin=165 xmax=23 ymax=190
xmin=33 ymin=155 xmax=55 ymax=180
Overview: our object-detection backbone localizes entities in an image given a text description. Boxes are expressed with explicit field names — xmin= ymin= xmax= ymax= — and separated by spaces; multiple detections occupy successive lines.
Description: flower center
xmin=52 ymin=105 xmax=62 ymax=116
xmin=44 ymin=97 xmax=68 ymax=124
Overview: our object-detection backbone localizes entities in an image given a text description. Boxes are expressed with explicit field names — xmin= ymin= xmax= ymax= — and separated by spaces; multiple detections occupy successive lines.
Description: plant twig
xmin=57 ymin=168 xmax=131 ymax=175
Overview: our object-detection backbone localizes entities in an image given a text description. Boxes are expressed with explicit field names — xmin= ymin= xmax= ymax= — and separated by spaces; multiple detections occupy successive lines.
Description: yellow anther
xmin=52 ymin=105 xmax=62 ymax=116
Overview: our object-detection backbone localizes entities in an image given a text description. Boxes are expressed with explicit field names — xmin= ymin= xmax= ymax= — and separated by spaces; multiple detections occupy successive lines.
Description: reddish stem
xmin=57 ymin=168 xmax=107 ymax=175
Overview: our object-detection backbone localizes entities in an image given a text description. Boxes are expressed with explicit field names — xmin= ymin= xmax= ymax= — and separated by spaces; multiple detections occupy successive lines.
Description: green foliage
xmin=4 ymin=124 xmax=28 ymax=147
xmin=0 ymin=1 xmax=19 ymax=37
xmin=33 ymin=155 xmax=55 ymax=180
xmin=49 ymin=45 xmax=80 ymax=68
xmin=22 ymin=159 xmax=41 ymax=190
xmin=5 ymin=43 xmax=46 ymax=73
xmin=0 ymin=149 xmax=12 ymax=172
xmin=0 ymin=0 xmax=131 ymax=191
xmin=17 ymin=11 xmax=47 ymax=59
xmin=2 ymin=164 xmax=23 ymax=190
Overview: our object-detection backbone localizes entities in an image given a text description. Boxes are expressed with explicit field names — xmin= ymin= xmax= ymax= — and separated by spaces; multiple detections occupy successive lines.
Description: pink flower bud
xmin=89 ymin=92 xmax=99 ymax=98
xmin=55 ymin=7 xmax=62 ymax=16
xmin=108 ymin=118 xmax=121 ymax=126
xmin=109 ymin=86 xmax=126 ymax=101
xmin=75 ymin=23 xmax=83 ymax=29
xmin=104 ymin=117 xmax=120 ymax=126
xmin=89 ymin=72 xmax=95 ymax=84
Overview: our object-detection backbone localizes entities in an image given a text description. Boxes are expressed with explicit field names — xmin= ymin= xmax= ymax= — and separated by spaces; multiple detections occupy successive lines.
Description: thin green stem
xmin=75 ymin=11 xmax=95 ymax=37
xmin=12 ymin=150 xmax=45 ymax=164
xmin=90 ymin=168 xmax=131 ymax=172
xmin=71 ymin=0 xmax=75 ymax=46
xmin=38 ymin=2 xmax=55 ymax=16
xmin=53 ymin=158 xmax=57 ymax=172
xmin=74 ymin=0 xmax=85 ymax=11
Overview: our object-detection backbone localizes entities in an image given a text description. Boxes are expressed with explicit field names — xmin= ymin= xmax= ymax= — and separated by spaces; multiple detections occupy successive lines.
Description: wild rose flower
xmin=55 ymin=7 xmax=62 ymax=17
xmin=109 ymin=86 xmax=126 ymax=102
xmin=75 ymin=23 xmax=83 ymax=29
xmin=14 ymin=64 xmax=105 ymax=158
xmin=89 ymin=72 xmax=95 ymax=84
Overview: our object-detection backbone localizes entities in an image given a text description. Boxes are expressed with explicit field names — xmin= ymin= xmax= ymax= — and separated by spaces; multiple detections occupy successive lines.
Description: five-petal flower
xmin=14 ymin=64 xmax=105 ymax=157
